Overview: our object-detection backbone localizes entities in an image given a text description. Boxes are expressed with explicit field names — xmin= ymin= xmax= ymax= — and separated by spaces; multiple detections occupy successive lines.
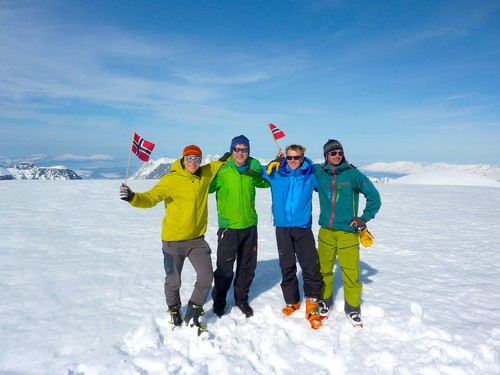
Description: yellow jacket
xmin=130 ymin=158 xmax=223 ymax=241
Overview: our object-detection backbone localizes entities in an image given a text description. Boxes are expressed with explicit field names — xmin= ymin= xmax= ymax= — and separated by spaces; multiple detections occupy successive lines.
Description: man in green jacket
xmin=313 ymin=139 xmax=381 ymax=327
xmin=210 ymin=135 xmax=270 ymax=318
xmin=120 ymin=145 xmax=223 ymax=333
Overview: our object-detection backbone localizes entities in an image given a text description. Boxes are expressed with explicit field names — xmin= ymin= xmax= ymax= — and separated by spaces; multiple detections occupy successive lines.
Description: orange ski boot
xmin=282 ymin=303 xmax=300 ymax=316
xmin=305 ymin=297 xmax=322 ymax=330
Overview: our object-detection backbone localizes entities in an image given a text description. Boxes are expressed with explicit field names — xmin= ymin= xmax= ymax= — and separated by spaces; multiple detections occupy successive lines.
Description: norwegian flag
xmin=131 ymin=132 xmax=155 ymax=162
xmin=268 ymin=123 xmax=286 ymax=140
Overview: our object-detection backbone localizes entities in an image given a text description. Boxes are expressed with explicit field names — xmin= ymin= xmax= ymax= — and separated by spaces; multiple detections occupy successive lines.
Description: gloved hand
xmin=359 ymin=227 xmax=374 ymax=248
xmin=350 ymin=217 xmax=366 ymax=231
xmin=119 ymin=183 xmax=134 ymax=201
xmin=266 ymin=161 xmax=280 ymax=174
xmin=266 ymin=156 xmax=284 ymax=174
xmin=219 ymin=152 xmax=231 ymax=162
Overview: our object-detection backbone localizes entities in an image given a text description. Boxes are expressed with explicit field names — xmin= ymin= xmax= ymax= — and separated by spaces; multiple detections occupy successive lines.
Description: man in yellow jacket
xmin=119 ymin=145 xmax=223 ymax=333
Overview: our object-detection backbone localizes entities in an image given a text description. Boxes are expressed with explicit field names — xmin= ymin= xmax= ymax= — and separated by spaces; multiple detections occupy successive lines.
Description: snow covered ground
xmin=1 ymin=174 xmax=499 ymax=375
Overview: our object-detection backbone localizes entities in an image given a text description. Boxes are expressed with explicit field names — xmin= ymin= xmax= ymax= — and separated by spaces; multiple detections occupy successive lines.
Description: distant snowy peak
xmin=5 ymin=162 xmax=82 ymax=180
xmin=368 ymin=176 xmax=394 ymax=184
xmin=361 ymin=161 xmax=500 ymax=182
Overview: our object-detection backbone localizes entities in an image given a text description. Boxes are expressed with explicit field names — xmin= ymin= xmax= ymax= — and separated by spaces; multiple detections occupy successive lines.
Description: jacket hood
xmin=320 ymin=161 xmax=351 ymax=175
xmin=278 ymin=156 xmax=314 ymax=177
xmin=170 ymin=157 xmax=200 ymax=178
xmin=227 ymin=156 xmax=262 ymax=174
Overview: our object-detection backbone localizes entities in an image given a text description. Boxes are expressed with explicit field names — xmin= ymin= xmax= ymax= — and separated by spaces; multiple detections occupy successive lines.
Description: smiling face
xmin=184 ymin=155 xmax=201 ymax=174
xmin=326 ymin=149 xmax=344 ymax=166
xmin=286 ymin=150 xmax=304 ymax=170
xmin=232 ymin=144 xmax=249 ymax=167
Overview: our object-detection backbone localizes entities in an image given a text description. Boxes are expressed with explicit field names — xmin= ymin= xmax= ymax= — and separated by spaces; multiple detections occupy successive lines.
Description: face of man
xmin=231 ymin=143 xmax=249 ymax=167
xmin=326 ymin=149 xmax=344 ymax=167
xmin=184 ymin=155 xmax=201 ymax=174
xmin=286 ymin=150 xmax=304 ymax=171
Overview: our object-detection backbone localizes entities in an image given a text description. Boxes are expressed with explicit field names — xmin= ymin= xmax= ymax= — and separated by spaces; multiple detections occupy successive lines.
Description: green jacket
xmin=209 ymin=156 xmax=270 ymax=229
xmin=313 ymin=162 xmax=381 ymax=232
xmin=130 ymin=158 xmax=223 ymax=241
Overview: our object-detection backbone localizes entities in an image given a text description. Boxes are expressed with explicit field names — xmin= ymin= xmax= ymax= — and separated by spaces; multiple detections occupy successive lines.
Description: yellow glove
xmin=266 ymin=161 xmax=280 ymax=174
xmin=359 ymin=227 xmax=374 ymax=248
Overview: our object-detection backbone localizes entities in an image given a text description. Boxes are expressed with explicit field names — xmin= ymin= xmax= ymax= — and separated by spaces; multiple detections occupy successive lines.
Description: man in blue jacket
xmin=264 ymin=144 xmax=323 ymax=329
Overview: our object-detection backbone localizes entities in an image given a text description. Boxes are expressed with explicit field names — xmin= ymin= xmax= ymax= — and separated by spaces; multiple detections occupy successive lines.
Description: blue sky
xmin=1 ymin=0 xmax=499 ymax=171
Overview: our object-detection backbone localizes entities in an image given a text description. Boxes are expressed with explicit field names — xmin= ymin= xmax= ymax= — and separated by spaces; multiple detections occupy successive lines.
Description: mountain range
xmin=1 ymin=156 xmax=499 ymax=182
xmin=0 ymin=162 xmax=82 ymax=180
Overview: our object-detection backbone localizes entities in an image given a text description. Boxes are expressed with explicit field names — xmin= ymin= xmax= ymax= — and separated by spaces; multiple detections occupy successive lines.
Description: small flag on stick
xmin=268 ymin=123 xmax=285 ymax=154
xmin=125 ymin=132 xmax=156 ymax=183
xmin=132 ymin=132 xmax=155 ymax=162
xmin=268 ymin=123 xmax=285 ymax=140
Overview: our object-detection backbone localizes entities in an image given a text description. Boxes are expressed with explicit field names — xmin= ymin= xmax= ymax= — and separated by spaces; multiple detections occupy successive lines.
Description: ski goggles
xmin=184 ymin=155 xmax=202 ymax=163
xmin=233 ymin=147 xmax=249 ymax=153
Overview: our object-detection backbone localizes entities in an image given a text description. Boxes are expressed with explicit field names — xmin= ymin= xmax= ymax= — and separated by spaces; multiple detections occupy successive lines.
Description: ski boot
xmin=318 ymin=300 xmax=332 ymax=320
xmin=185 ymin=301 xmax=208 ymax=336
xmin=347 ymin=311 xmax=363 ymax=328
xmin=237 ymin=303 xmax=254 ymax=318
xmin=282 ymin=303 xmax=300 ymax=316
xmin=305 ymin=297 xmax=322 ymax=330
xmin=167 ymin=303 xmax=183 ymax=327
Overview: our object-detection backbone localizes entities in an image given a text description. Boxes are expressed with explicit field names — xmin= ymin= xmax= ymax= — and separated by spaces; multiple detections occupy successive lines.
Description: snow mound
xmin=392 ymin=171 xmax=500 ymax=187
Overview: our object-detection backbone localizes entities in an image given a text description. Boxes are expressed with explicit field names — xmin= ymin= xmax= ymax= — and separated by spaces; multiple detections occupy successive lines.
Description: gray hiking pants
xmin=162 ymin=236 xmax=213 ymax=308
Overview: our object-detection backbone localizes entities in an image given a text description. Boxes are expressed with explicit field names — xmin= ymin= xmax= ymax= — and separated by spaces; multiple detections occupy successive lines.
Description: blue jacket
xmin=262 ymin=157 xmax=318 ymax=228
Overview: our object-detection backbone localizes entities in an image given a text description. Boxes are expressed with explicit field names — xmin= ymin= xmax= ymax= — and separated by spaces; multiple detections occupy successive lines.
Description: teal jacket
xmin=209 ymin=156 xmax=270 ymax=229
xmin=313 ymin=162 xmax=381 ymax=232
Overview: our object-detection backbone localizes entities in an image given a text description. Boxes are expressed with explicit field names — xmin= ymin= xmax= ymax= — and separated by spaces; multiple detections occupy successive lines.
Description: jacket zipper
xmin=328 ymin=166 xmax=336 ymax=228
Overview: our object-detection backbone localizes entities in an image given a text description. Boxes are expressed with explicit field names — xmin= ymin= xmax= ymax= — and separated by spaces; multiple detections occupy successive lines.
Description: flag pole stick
xmin=125 ymin=146 xmax=133 ymax=185
xmin=268 ymin=125 xmax=282 ymax=155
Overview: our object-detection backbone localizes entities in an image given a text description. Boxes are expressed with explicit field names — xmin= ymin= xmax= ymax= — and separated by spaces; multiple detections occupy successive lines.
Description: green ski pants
xmin=318 ymin=227 xmax=361 ymax=311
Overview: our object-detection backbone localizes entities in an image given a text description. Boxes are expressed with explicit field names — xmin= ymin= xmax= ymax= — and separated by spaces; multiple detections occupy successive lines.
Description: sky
xmin=1 ymin=177 xmax=499 ymax=374
xmin=1 ymin=0 xmax=500 ymax=172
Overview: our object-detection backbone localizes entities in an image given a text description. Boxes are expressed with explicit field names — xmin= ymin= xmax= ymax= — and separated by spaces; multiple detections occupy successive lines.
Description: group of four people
xmin=119 ymin=134 xmax=381 ymax=331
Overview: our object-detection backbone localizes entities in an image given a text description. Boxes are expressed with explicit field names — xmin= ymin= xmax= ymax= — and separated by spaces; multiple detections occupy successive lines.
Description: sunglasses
xmin=286 ymin=155 xmax=303 ymax=160
xmin=184 ymin=155 xmax=202 ymax=163
xmin=233 ymin=147 xmax=249 ymax=153
xmin=328 ymin=150 xmax=344 ymax=157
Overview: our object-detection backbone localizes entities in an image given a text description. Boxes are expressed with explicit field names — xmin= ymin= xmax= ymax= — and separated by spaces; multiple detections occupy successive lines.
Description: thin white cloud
xmin=395 ymin=27 xmax=467 ymax=47
xmin=0 ymin=4 xmax=307 ymax=114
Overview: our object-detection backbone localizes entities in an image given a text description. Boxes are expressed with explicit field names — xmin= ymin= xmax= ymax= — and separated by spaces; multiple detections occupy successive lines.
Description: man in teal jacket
xmin=313 ymin=139 xmax=381 ymax=327
xmin=209 ymin=135 xmax=270 ymax=318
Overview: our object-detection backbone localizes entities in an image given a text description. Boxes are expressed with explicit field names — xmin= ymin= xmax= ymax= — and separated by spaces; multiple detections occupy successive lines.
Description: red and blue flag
xmin=132 ymin=133 xmax=155 ymax=162
xmin=268 ymin=123 xmax=286 ymax=140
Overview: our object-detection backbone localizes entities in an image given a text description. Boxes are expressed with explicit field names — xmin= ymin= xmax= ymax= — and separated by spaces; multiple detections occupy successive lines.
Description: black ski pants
xmin=275 ymin=227 xmax=323 ymax=304
xmin=212 ymin=226 xmax=258 ymax=308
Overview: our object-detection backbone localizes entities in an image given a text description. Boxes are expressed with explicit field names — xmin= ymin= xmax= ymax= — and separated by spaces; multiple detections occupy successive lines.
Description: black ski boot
xmin=167 ymin=303 xmax=183 ymax=327
xmin=184 ymin=301 xmax=208 ymax=336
